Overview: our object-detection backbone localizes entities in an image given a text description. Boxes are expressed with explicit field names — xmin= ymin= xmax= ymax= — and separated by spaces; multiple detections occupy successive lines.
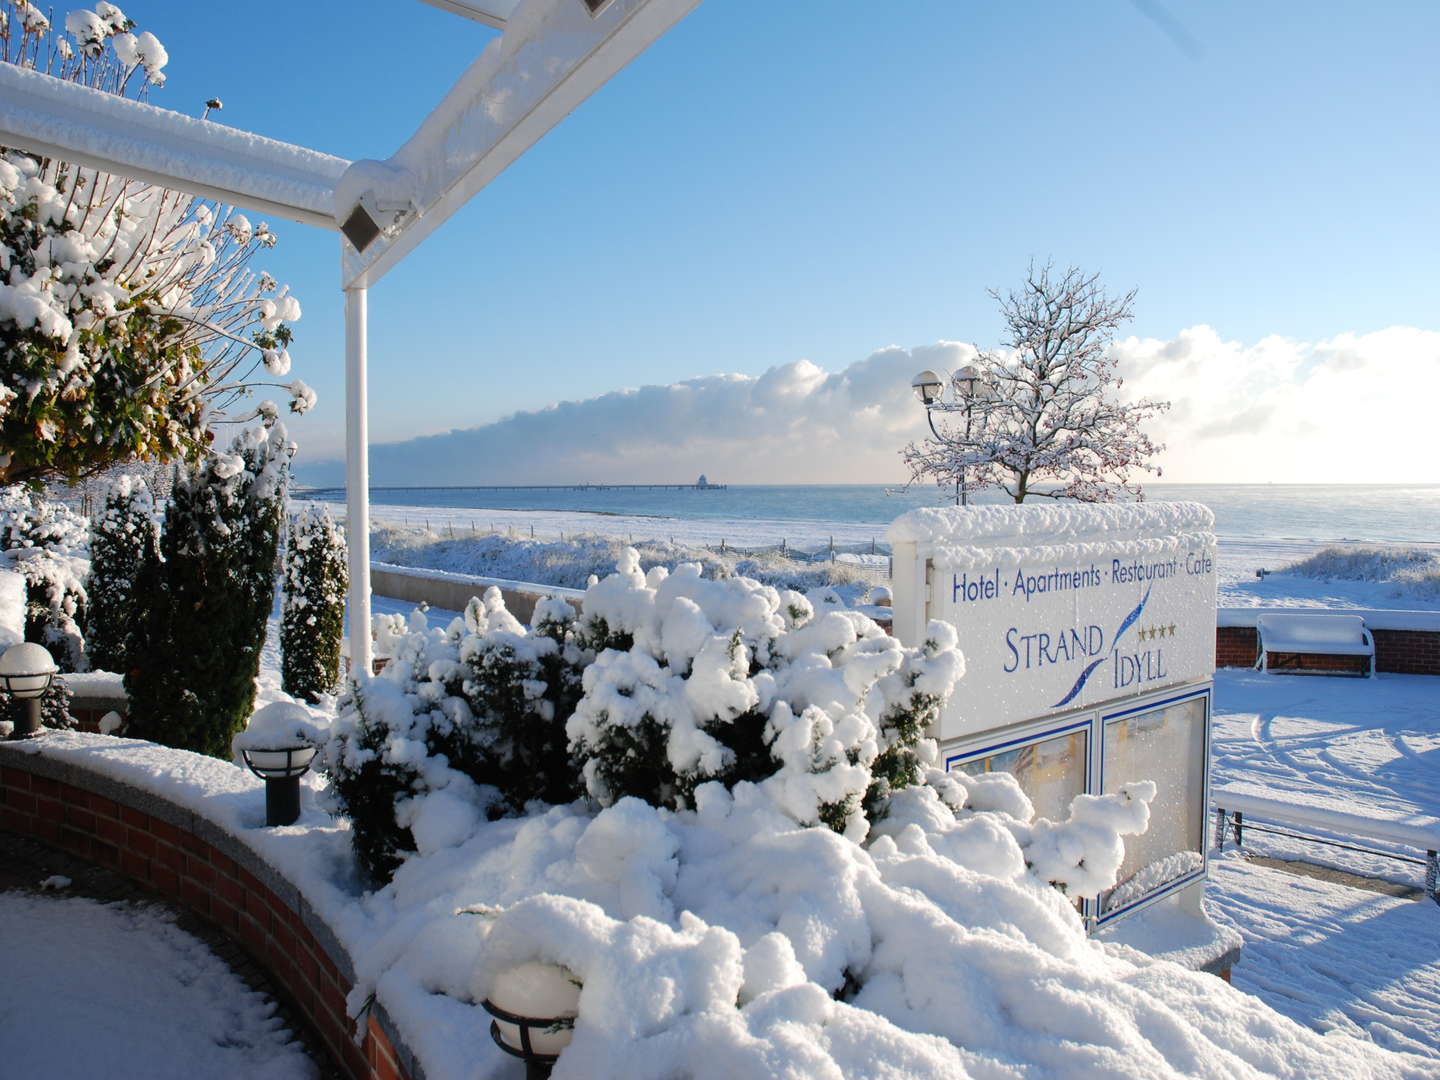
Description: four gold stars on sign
xmin=1137 ymin=624 xmax=1178 ymax=641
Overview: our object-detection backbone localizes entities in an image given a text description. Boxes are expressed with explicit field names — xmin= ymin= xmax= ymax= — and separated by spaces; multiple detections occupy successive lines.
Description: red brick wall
xmin=0 ymin=755 xmax=414 ymax=1080
xmin=1371 ymin=629 xmax=1440 ymax=675
xmin=1215 ymin=627 xmax=1258 ymax=669
xmin=1215 ymin=624 xmax=1440 ymax=675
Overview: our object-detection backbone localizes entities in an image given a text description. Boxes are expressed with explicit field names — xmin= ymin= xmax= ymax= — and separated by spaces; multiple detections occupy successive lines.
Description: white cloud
xmin=297 ymin=327 xmax=1439 ymax=487
xmin=304 ymin=342 xmax=977 ymax=486
xmin=1116 ymin=325 xmax=1440 ymax=483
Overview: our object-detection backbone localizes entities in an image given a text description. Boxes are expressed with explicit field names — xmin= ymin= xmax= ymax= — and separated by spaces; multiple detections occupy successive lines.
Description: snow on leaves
xmin=0 ymin=5 xmax=309 ymax=486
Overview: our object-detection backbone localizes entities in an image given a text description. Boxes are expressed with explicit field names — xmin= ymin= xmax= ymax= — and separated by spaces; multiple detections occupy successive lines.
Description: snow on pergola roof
xmin=0 ymin=0 xmax=701 ymax=675
xmin=0 ymin=0 xmax=699 ymax=288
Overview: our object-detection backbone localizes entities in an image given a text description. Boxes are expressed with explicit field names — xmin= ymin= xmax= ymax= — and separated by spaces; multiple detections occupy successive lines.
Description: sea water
xmin=298 ymin=483 xmax=1440 ymax=545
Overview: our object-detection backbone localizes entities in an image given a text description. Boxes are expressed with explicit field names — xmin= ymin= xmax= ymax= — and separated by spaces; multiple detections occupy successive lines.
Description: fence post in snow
xmin=1427 ymin=851 xmax=1438 ymax=904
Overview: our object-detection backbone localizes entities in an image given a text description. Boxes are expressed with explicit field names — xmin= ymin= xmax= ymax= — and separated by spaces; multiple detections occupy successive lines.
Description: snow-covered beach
xmin=333 ymin=497 xmax=1440 ymax=613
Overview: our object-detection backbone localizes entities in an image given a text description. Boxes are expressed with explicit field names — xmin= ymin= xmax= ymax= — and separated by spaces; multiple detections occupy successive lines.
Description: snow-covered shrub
xmin=0 ymin=7 xmax=310 ymax=488
xmin=566 ymin=551 xmax=963 ymax=841
xmin=1283 ymin=544 xmax=1440 ymax=601
xmin=125 ymin=425 xmax=289 ymax=758
xmin=323 ymin=591 xmax=588 ymax=883
xmin=325 ymin=551 xmax=964 ymax=883
xmin=281 ymin=505 xmax=347 ymax=702
xmin=84 ymin=475 xmax=159 ymax=675
xmin=0 ymin=489 xmax=89 ymax=670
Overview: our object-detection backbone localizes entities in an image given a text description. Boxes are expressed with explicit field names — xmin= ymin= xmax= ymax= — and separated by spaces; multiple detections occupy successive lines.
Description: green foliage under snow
xmin=83 ymin=475 xmax=159 ymax=675
xmin=281 ymin=505 xmax=347 ymax=703
xmin=125 ymin=425 xmax=289 ymax=758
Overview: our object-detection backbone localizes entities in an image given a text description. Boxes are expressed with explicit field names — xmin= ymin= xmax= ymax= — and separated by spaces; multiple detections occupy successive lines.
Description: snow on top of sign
xmin=927 ymin=530 xmax=1217 ymax=572
xmin=0 ymin=63 xmax=349 ymax=217
xmin=887 ymin=501 xmax=1215 ymax=546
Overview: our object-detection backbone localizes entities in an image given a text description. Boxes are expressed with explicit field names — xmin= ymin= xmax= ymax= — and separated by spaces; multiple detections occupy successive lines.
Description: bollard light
xmin=240 ymin=744 xmax=316 ymax=826
xmin=0 ymin=642 xmax=57 ymax=739
xmin=481 ymin=962 xmax=580 ymax=1080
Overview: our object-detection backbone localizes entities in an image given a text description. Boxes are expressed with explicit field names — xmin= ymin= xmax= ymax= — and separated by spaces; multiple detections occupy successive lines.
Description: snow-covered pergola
xmin=0 ymin=0 xmax=700 ymax=675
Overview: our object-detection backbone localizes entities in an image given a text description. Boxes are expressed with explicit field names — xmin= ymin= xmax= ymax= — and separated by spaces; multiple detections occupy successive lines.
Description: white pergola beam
xmin=341 ymin=0 xmax=700 ymax=288
xmin=0 ymin=63 xmax=348 ymax=229
xmin=415 ymin=0 xmax=521 ymax=29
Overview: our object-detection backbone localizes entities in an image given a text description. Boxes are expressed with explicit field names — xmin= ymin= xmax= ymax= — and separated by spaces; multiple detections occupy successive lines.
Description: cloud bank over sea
xmin=296 ymin=327 xmax=1440 ymax=487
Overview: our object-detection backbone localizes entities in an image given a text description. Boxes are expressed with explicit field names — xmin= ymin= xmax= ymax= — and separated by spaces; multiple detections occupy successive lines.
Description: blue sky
xmin=119 ymin=1 xmax=1439 ymax=483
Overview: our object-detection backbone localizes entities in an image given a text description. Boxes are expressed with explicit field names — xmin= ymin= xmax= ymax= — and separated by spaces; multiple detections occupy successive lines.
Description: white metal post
xmin=344 ymin=285 xmax=373 ymax=680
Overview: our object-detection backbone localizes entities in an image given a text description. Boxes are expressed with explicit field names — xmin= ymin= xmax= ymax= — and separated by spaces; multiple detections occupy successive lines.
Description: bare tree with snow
xmin=903 ymin=263 xmax=1169 ymax=502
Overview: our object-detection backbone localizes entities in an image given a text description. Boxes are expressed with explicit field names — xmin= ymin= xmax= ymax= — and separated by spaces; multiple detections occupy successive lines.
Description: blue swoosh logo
xmin=1052 ymin=586 xmax=1151 ymax=708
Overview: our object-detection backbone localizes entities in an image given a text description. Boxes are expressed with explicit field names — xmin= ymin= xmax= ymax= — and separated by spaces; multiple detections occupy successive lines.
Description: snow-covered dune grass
xmin=1278 ymin=545 xmax=1440 ymax=602
xmin=370 ymin=526 xmax=882 ymax=600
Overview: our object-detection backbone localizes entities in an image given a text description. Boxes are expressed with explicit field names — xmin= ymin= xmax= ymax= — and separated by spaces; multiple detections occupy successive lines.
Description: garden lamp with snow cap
xmin=481 ymin=962 xmax=580 ymax=1080
xmin=0 ymin=642 xmax=57 ymax=739
xmin=240 ymin=744 xmax=317 ymax=826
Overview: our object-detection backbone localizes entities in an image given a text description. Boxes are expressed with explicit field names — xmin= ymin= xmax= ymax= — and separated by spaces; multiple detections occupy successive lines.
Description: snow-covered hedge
xmin=324 ymin=551 xmax=964 ymax=884
xmin=324 ymin=589 xmax=587 ymax=883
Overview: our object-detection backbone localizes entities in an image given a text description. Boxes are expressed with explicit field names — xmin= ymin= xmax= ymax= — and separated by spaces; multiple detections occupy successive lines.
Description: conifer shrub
xmin=84 ymin=476 xmax=160 ymax=675
xmin=125 ymin=425 xmax=289 ymax=758
xmin=322 ymin=552 xmax=964 ymax=884
xmin=281 ymin=505 xmax=347 ymax=702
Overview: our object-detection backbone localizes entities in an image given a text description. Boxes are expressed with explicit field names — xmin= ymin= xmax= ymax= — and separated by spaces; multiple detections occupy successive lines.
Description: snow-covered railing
xmin=370 ymin=561 xmax=583 ymax=624
xmin=1211 ymin=787 xmax=1440 ymax=903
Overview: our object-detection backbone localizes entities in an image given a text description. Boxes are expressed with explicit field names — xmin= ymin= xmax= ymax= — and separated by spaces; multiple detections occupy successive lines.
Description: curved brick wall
xmin=0 ymin=745 xmax=419 ymax=1080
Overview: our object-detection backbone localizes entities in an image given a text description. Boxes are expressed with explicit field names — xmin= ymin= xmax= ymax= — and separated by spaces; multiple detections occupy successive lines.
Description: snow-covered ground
xmin=1207 ymin=854 xmax=1440 ymax=1060
xmin=0 ymin=890 xmax=315 ymax=1079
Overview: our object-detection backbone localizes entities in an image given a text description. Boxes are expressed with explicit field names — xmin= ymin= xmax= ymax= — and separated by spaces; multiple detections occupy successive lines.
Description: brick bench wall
xmin=0 ymin=748 xmax=418 ymax=1080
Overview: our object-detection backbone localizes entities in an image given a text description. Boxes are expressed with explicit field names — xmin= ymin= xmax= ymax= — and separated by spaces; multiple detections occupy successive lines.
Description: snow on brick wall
xmin=0 ymin=750 xmax=414 ymax=1080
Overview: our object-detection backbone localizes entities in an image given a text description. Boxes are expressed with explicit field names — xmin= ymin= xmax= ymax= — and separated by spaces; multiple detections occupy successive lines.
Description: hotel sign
xmin=887 ymin=503 xmax=1217 ymax=742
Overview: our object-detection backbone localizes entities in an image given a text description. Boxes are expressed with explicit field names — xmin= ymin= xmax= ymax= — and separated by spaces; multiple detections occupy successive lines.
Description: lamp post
xmin=0 ymin=642 xmax=57 ymax=739
xmin=912 ymin=364 xmax=986 ymax=506
xmin=239 ymin=744 xmax=316 ymax=826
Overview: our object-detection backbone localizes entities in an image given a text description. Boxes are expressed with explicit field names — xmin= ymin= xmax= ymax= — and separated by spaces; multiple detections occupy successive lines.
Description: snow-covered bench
xmin=1255 ymin=612 xmax=1375 ymax=677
